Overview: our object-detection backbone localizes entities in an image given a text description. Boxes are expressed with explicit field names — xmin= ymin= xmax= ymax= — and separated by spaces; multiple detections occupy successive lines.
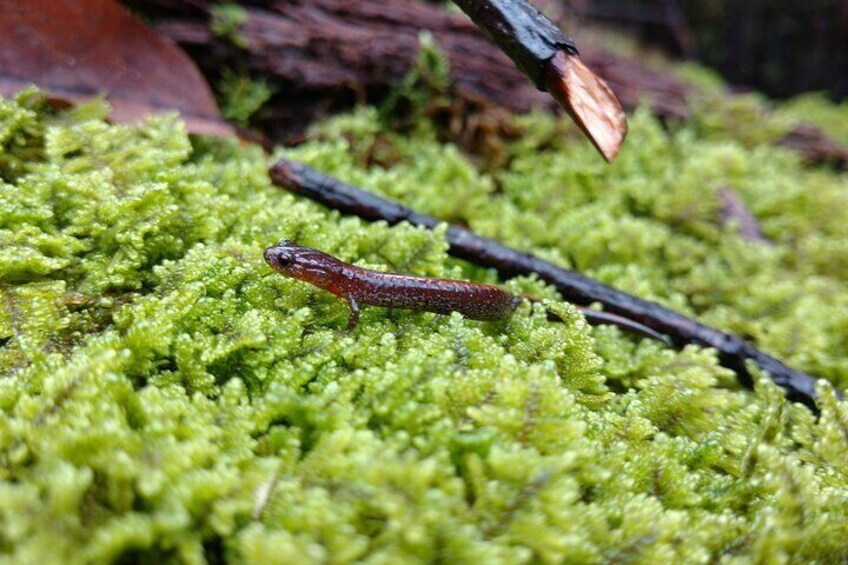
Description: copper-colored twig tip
xmin=545 ymin=51 xmax=628 ymax=162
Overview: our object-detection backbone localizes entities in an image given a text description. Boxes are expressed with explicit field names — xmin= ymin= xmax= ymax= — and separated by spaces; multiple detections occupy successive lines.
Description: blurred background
xmin=556 ymin=0 xmax=848 ymax=100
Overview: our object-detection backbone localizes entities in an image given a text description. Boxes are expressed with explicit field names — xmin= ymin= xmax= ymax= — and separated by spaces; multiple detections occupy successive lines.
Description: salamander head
xmin=263 ymin=240 xmax=342 ymax=290
xmin=263 ymin=240 xmax=297 ymax=272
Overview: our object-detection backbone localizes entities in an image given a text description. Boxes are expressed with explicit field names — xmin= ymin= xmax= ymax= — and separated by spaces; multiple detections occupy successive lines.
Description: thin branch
xmin=270 ymin=158 xmax=834 ymax=410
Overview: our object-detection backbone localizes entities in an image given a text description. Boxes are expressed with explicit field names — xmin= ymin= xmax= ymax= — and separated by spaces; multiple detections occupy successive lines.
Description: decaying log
xmin=141 ymin=0 xmax=691 ymax=137
xmin=133 ymin=0 xmax=847 ymax=165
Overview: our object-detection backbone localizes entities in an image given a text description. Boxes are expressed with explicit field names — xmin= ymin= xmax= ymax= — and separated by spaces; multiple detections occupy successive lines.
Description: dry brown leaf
xmin=0 ymin=0 xmax=234 ymax=136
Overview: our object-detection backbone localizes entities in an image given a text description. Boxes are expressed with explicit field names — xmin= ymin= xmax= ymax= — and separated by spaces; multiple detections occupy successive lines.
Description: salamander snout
xmin=263 ymin=244 xmax=295 ymax=272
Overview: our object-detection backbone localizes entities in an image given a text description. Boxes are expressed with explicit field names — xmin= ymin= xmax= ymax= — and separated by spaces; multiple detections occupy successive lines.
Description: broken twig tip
xmin=545 ymin=51 xmax=628 ymax=163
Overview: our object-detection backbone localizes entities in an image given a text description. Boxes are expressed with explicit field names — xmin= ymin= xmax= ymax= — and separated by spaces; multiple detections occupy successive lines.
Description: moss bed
xmin=1 ymin=77 xmax=848 ymax=564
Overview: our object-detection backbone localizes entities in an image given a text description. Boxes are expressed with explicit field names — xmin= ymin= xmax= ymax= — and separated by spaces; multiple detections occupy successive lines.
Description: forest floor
xmin=1 ymin=25 xmax=848 ymax=564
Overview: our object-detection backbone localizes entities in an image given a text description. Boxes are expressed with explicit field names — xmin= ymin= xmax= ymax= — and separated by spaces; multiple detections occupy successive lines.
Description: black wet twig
xmin=270 ymin=158 xmax=831 ymax=410
xmin=451 ymin=0 xmax=579 ymax=88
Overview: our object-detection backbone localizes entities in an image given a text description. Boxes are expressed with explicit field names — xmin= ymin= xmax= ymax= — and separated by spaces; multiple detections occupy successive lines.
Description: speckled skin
xmin=264 ymin=241 xmax=521 ymax=330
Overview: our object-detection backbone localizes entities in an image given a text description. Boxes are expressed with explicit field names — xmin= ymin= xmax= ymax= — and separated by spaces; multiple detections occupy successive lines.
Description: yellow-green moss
xmin=209 ymin=3 xmax=249 ymax=50
xmin=1 ymin=80 xmax=847 ymax=564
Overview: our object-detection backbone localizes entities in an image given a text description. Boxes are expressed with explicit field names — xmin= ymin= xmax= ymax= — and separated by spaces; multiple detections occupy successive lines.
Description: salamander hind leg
xmin=344 ymin=294 xmax=361 ymax=333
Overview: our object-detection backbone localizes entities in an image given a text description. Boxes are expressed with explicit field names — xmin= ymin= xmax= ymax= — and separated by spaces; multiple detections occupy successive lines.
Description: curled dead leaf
xmin=0 ymin=0 xmax=234 ymax=136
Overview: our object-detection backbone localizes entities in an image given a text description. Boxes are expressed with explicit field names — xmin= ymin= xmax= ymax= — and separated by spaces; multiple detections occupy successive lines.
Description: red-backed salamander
xmin=264 ymin=240 xmax=669 ymax=343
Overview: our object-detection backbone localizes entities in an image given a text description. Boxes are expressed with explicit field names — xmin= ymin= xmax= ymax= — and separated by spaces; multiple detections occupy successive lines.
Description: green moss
xmin=775 ymin=92 xmax=848 ymax=146
xmin=218 ymin=70 xmax=274 ymax=126
xmin=1 ymin=75 xmax=847 ymax=564
xmin=209 ymin=4 xmax=249 ymax=50
xmin=677 ymin=66 xmax=848 ymax=151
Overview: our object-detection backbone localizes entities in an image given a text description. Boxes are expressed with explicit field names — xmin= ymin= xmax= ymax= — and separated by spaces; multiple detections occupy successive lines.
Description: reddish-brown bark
xmin=144 ymin=0 xmax=691 ymax=138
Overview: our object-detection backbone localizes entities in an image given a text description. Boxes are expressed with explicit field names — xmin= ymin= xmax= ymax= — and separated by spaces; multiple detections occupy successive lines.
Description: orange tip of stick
xmin=545 ymin=51 xmax=628 ymax=163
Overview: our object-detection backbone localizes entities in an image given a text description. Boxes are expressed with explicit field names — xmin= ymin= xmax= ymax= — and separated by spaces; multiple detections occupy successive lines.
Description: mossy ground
xmin=1 ymin=75 xmax=848 ymax=564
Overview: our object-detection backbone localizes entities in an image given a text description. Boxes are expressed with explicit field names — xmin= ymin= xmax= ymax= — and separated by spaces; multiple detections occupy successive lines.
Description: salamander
xmin=264 ymin=240 xmax=668 ymax=343
xmin=265 ymin=240 xmax=520 ymax=331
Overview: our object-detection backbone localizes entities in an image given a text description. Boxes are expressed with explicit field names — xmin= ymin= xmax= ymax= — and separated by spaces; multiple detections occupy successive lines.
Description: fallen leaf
xmin=0 ymin=0 xmax=234 ymax=136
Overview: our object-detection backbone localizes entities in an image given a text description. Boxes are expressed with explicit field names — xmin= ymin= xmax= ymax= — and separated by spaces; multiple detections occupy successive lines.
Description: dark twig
xmin=270 ymin=158 xmax=832 ymax=410
xmin=451 ymin=0 xmax=579 ymax=89
xmin=718 ymin=187 xmax=769 ymax=243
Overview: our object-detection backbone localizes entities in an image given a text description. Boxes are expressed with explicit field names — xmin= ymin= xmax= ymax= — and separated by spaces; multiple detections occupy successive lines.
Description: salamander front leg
xmin=345 ymin=294 xmax=360 ymax=333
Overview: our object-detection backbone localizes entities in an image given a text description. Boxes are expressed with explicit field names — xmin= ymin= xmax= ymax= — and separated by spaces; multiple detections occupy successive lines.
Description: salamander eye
xmin=264 ymin=246 xmax=296 ymax=271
